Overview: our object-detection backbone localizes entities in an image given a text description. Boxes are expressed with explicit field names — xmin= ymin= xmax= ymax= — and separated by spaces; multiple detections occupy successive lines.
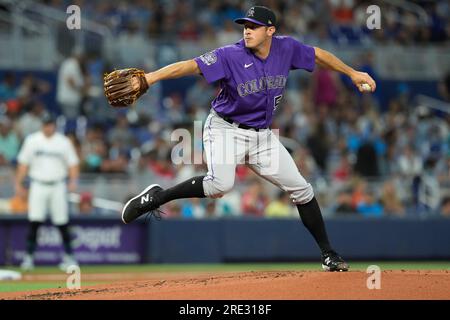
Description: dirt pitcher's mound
xmin=2 ymin=270 xmax=450 ymax=300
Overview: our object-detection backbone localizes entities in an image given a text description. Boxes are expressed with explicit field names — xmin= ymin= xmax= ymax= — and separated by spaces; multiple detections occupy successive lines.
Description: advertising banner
xmin=7 ymin=221 xmax=145 ymax=265
xmin=0 ymin=225 xmax=6 ymax=265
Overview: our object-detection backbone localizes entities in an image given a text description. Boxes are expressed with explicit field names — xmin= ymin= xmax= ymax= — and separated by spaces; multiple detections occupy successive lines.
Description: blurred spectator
xmin=354 ymin=140 xmax=379 ymax=177
xmin=351 ymin=178 xmax=369 ymax=210
xmin=116 ymin=22 xmax=148 ymax=67
xmin=101 ymin=146 xmax=129 ymax=174
xmin=380 ymin=180 xmax=405 ymax=217
xmin=398 ymin=146 xmax=423 ymax=178
xmin=241 ymin=180 xmax=269 ymax=217
xmin=0 ymin=116 xmax=20 ymax=166
xmin=393 ymin=83 xmax=412 ymax=112
xmin=329 ymin=0 xmax=355 ymax=25
xmin=162 ymin=201 xmax=181 ymax=218
xmin=56 ymin=50 xmax=87 ymax=128
xmin=217 ymin=20 xmax=241 ymax=46
xmin=0 ymin=184 xmax=28 ymax=215
xmin=107 ymin=114 xmax=136 ymax=151
xmin=306 ymin=121 xmax=330 ymax=173
xmin=78 ymin=191 xmax=95 ymax=215
xmin=205 ymin=200 xmax=216 ymax=218
xmin=0 ymin=70 xmax=20 ymax=117
xmin=417 ymin=158 xmax=441 ymax=215
xmin=356 ymin=193 xmax=384 ymax=218
xmin=81 ymin=53 xmax=112 ymax=124
xmin=147 ymin=147 xmax=176 ymax=179
xmin=332 ymin=152 xmax=353 ymax=183
xmin=17 ymin=101 xmax=45 ymax=138
xmin=29 ymin=0 xmax=450 ymax=46
xmin=293 ymin=147 xmax=318 ymax=180
xmin=81 ymin=126 xmax=106 ymax=173
xmin=235 ymin=165 xmax=251 ymax=182
xmin=399 ymin=149 xmax=423 ymax=212
xmin=311 ymin=67 xmax=339 ymax=109
xmin=440 ymin=196 xmax=450 ymax=218
xmin=215 ymin=189 xmax=242 ymax=217
xmin=179 ymin=20 xmax=200 ymax=41
xmin=0 ymin=72 xmax=17 ymax=102
xmin=438 ymin=71 xmax=450 ymax=102
xmin=381 ymin=128 xmax=399 ymax=176
xmin=162 ymin=92 xmax=189 ymax=126
xmin=285 ymin=3 xmax=314 ymax=35
xmin=8 ymin=190 xmax=28 ymax=214
xmin=186 ymin=78 xmax=216 ymax=110
xmin=265 ymin=191 xmax=295 ymax=218
xmin=181 ymin=198 xmax=206 ymax=218
xmin=334 ymin=189 xmax=354 ymax=215
xmin=66 ymin=131 xmax=83 ymax=163
xmin=16 ymin=73 xmax=51 ymax=111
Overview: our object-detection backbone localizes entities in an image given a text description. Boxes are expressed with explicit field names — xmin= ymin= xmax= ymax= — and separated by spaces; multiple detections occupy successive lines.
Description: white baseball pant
xmin=28 ymin=181 xmax=69 ymax=225
xmin=202 ymin=110 xmax=314 ymax=204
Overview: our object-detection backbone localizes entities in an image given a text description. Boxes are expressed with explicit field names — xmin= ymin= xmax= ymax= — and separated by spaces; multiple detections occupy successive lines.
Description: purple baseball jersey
xmin=194 ymin=36 xmax=316 ymax=128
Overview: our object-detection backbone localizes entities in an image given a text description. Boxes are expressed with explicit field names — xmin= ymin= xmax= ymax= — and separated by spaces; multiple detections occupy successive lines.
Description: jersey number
xmin=273 ymin=95 xmax=283 ymax=114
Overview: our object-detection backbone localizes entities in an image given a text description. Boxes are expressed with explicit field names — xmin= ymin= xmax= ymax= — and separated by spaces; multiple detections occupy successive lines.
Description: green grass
xmin=2 ymin=261 xmax=450 ymax=274
xmin=0 ymin=261 xmax=448 ymax=294
xmin=0 ymin=282 xmax=100 ymax=293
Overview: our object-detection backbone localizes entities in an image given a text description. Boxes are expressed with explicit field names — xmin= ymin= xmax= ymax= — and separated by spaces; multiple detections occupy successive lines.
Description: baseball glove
xmin=104 ymin=68 xmax=149 ymax=107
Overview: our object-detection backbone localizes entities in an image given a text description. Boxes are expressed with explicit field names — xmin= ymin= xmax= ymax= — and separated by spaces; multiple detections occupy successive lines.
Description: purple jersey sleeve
xmin=194 ymin=47 xmax=229 ymax=83
xmin=289 ymin=37 xmax=316 ymax=72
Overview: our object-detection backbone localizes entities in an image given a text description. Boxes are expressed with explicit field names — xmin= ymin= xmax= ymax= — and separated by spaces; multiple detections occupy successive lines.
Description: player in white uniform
xmin=15 ymin=114 xmax=80 ymax=271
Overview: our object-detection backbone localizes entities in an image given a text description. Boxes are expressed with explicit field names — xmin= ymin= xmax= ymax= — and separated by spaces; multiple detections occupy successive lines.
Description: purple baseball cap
xmin=234 ymin=6 xmax=277 ymax=27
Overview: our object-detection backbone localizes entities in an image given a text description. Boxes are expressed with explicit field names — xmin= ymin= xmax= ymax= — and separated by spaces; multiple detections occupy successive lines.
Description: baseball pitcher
xmin=104 ymin=6 xmax=376 ymax=271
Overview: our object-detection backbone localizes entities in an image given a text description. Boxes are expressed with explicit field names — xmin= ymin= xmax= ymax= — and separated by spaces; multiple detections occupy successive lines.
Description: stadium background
xmin=0 ymin=0 xmax=449 ymax=273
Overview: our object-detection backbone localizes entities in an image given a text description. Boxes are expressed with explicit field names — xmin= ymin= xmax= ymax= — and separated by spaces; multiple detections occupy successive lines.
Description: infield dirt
xmin=1 ymin=270 xmax=449 ymax=300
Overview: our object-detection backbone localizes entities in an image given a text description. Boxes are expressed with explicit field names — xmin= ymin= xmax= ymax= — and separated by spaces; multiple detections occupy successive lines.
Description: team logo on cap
xmin=248 ymin=7 xmax=255 ymax=17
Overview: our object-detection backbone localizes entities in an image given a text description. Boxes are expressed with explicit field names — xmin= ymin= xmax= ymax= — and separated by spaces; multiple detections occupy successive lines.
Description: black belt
xmin=32 ymin=179 xmax=63 ymax=186
xmin=218 ymin=114 xmax=266 ymax=132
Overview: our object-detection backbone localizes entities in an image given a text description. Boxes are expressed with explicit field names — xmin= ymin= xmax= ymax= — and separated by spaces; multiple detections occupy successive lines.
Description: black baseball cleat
xmin=321 ymin=250 xmax=349 ymax=272
xmin=122 ymin=184 xmax=163 ymax=224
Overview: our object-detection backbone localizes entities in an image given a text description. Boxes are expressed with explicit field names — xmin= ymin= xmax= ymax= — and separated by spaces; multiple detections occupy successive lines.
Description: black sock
xmin=58 ymin=224 xmax=73 ymax=255
xmin=296 ymin=197 xmax=333 ymax=254
xmin=155 ymin=176 xmax=206 ymax=206
xmin=26 ymin=222 xmax=42 ymax=255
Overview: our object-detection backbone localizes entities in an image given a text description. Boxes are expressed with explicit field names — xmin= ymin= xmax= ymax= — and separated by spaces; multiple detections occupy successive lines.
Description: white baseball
xmin=360 ymin=83 xmax=371 ymax=92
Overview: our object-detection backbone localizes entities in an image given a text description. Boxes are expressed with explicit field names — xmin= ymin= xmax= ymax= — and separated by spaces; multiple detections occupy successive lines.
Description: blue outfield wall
xmin=1 ymin=217 xmax=449 ymax=265
xmin=147 ymin=218 xmax=450 ymax=263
